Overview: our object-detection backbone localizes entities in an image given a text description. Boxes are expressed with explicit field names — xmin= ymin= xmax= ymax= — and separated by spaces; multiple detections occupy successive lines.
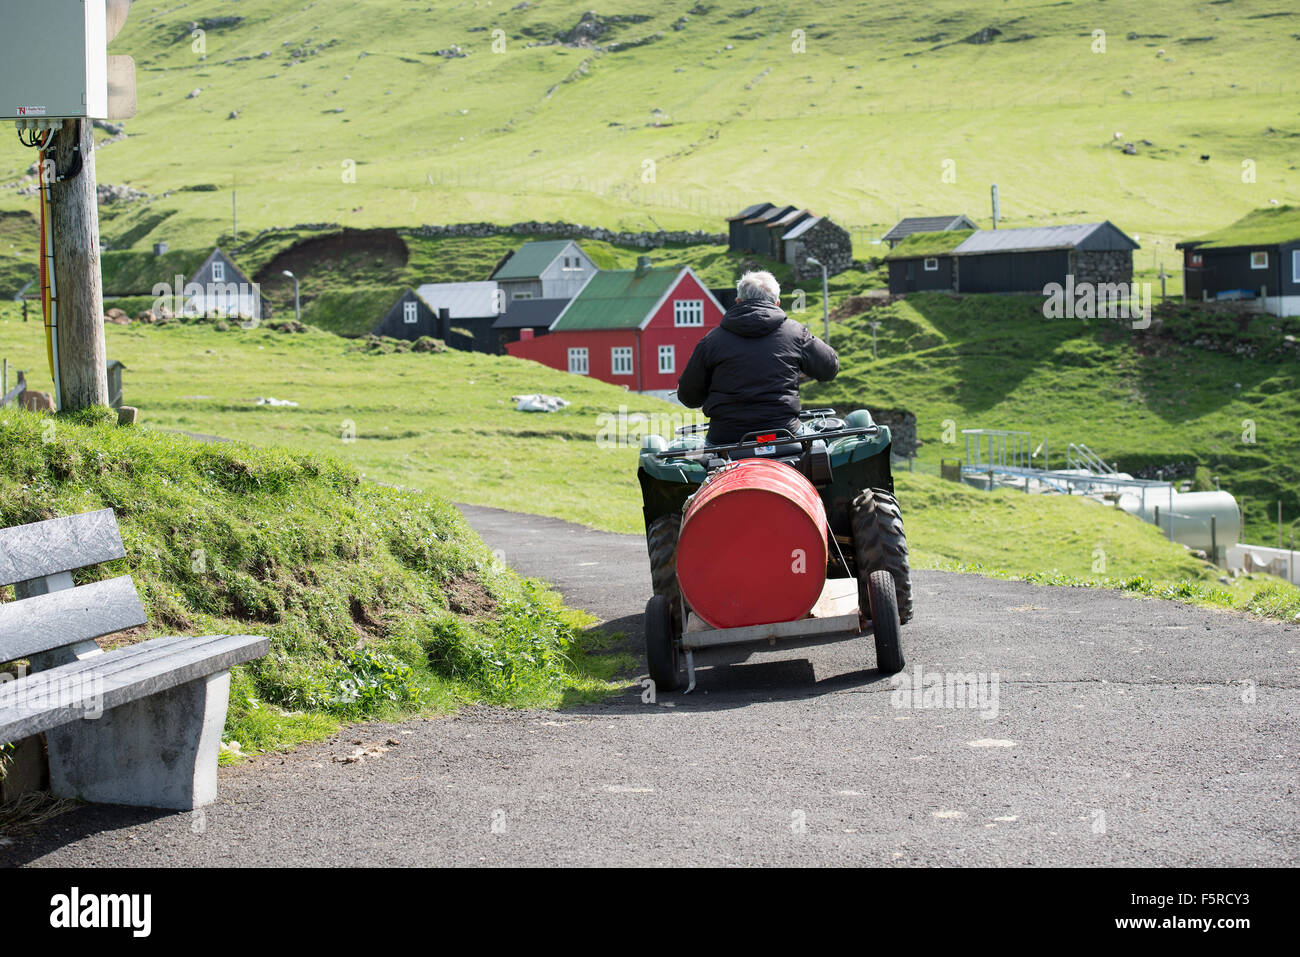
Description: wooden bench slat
xmin=0 ymin=634 xmax=270 ymax=743
xmin=0 ymin=509 xmax=126 ymax=587
xmin=0 ymin=576 xmax=147 ymax=663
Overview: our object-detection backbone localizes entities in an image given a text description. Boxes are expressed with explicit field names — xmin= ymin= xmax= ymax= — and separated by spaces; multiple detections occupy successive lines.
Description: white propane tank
xmin=1118 ymin=490 xmax=1241 ymax=552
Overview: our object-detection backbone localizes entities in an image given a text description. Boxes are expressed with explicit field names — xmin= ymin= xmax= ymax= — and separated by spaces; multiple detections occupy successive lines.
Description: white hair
xmin=736 ymin=270 xmax=781 ymax=304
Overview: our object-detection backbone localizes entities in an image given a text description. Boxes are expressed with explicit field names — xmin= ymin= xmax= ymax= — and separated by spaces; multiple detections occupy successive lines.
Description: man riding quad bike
xmin=637 ymin=270 xmax=912 ymax=692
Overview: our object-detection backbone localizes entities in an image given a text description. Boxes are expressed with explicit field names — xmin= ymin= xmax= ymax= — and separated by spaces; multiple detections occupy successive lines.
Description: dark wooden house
xmin=1176 ymin=206 xmax=1300 ymax=316
xmin=374 ymin=282 xmax=500 ymax=351
xmin=883 ymin=214 xmax=978 ymax=248
xmin=885 ymin=222 xmax=1138 ymax=295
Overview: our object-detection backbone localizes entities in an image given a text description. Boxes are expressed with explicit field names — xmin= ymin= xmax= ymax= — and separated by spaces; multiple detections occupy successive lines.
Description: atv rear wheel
xmin=647 ymin=512 xmax=682 ymax=611
xmin=644 ymin=593 xmax=681 ymax=692
xmin=866 ymin=569 xmax=904 ymax=674
xmin=851 ymin=488 xmax=913 ymax=625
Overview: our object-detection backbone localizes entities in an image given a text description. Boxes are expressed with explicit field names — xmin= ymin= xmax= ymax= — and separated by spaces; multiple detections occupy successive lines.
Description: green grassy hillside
xmin=805 ymin=293 xmax=1300 ymax=545
xmin=3 ymin=305 xmax=1297 ymax=626
xmin=0 ymin=406 xmax=626 ymax=762
xmin=1 ymin=0 xmax=1296 ymax=265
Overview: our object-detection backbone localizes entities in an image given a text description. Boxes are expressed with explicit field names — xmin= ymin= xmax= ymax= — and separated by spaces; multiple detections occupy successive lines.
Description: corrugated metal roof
xmin=744 ymin=204 xmax=797 ymax=225
xmin=727 ymin=202 xmax=773 ymax=221
xmin=883 ymin=215 xmax=975 ymax=242
xmin=550 ymin=267 xmax=683 ymax=331
xmin=782 ymin=216 xmax=823 ymax=240
xmin=769 ymin=208 xmax=813 ymax=229
xmin=493 ymin=298 xmax=569 ymax=330
xmin=415 ymin=281 xmax=500 ymax=319
xmin=953 ymin=222 xmax=1138 ymax=255
xmin=491 ymin=240 xmax=576 ymax=280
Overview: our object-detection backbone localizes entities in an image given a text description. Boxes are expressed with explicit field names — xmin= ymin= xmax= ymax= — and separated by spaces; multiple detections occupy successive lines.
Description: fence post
xmin=1211 ymin=515 xmax=1217 ymax=566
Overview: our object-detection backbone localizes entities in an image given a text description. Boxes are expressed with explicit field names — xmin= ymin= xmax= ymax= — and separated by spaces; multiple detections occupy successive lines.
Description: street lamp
xmin=282 ymin=270 xmax=300 ymax=323
xmin=805 ymin=256 xmax=829 ymax=343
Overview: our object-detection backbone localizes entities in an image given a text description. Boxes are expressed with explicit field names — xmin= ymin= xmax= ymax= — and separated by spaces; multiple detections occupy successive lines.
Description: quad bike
xmin=638 ymin=408 xmax=912 ymax=693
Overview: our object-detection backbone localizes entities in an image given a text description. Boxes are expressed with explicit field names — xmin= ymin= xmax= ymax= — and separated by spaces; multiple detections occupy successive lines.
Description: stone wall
xmin=791 ymin=219 xmax=854 ymax=281
xmin=870 ymin=408 xmax=920 ymax=458
xmin=409 ymin=220 xmax=726 ymax=248
xmin=1072 ymin=249 xmax=1133 ymax=286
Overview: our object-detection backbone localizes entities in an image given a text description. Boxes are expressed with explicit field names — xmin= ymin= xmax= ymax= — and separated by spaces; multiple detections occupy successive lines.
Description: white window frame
xmin=403 ymin=301 xmax=419 ymax=324
xmin=212 ymin=260 xmax=225 ymax=282
xmin=674 ymin=299 xmax=704 ymax=327
xmin=923 ymin=257 xmax=939 ymax=272
xmin=1293 ymin=249 xmax=1300 ymax=284
xmin=658 ymin=344 xmax=675 ymax=375
xmin=611 ymin=347 xmax=634 ymax=376
xmin=1250 ymin=251 xmax=1268 ymax=270
xmin=568 ymin=347 xmax=589 ymax=375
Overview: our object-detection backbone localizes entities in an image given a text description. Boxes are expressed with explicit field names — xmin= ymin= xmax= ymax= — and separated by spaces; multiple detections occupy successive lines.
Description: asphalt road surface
xmin=2 ymin=504 xmax=1297 ymax=867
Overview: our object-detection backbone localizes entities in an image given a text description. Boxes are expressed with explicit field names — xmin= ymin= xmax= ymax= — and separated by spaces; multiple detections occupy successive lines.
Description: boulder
xmin=19 ymin=390 xmax=55 ymax=413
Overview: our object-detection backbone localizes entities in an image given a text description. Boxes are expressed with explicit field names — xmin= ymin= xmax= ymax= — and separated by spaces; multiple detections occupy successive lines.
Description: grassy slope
xmin=4 ymin=303 xmax=1296 ymax=624
xmin=1 ymin=0 xmax=1296 ymax=268
xmin=803 ymin=293 xmax=1300 ymax=545
xmin=0 ymin=406 xmax=631 ymax=762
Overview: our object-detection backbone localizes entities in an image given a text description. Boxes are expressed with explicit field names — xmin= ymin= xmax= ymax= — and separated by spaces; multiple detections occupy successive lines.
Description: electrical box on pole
xmin=3 ymin=1 xmax=136 ymax=411
xmin=1 ymin=0 xmax=136 ymax=124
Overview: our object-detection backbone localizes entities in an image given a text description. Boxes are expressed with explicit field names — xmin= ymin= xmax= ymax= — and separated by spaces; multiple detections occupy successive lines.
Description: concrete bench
xmin=0 ymin=509 xmax=268 ymax=810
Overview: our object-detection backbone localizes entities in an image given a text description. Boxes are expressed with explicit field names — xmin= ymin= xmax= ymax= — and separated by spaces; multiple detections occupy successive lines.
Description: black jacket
xmin=677 ymin=298 xmax=839 ymax=444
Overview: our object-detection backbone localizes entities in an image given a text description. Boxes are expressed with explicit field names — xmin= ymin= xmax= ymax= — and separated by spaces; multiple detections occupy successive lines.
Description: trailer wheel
xmin=647 ymin=512 xmax=682 ymax=612
xmin=851 ymin=489 xmax=913 ymax=624
xmin=866 ymin=570 xmax=905 ymax=674
xmin=644 ymin=593 xmax=681 ymax=693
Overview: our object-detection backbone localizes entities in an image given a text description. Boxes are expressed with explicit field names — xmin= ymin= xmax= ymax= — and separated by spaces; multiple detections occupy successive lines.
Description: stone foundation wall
xmin=1072 ymin=249 xmax=1133 ymax=286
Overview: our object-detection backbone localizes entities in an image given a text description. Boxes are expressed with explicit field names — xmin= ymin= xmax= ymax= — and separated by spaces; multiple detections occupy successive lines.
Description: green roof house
xmin=506 ymin=257 xmax=724 ymax=393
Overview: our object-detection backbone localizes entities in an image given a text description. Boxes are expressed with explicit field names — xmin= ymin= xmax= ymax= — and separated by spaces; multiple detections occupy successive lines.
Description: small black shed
xmin=374 ymin=289 xmax=444 ymax=341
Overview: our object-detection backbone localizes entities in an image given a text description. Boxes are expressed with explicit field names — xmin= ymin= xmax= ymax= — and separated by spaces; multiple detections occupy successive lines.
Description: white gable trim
xmin=636 ymin=267 xmax=726 ymax=331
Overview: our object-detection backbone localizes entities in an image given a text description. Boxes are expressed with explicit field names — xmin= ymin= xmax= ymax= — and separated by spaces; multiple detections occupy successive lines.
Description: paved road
xmin=2 ymin=505 xmax=1297 ymax=866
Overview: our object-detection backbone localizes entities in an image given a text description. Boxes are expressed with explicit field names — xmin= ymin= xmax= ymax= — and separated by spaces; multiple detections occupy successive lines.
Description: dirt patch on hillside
xmin=254 ymin=228 xmax=409 ymax=298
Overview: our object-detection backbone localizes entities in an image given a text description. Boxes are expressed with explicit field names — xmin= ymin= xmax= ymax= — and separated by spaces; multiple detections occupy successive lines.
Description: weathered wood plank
xmin=0 ymin=509 xmax=125 ymax=587
xmin=0 ymin=576 xmax=146 ymax=663
xmin=0 ymin=634 xmax=269 ymax=743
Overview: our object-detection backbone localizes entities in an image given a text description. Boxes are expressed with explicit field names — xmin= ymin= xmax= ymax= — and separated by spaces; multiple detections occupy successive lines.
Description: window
xmin=1293 ymin=249 xmax=1300 ymax=284
xmin=512 ymin=291 xmax=534 ymax=300
xmin=658 ymin=345 xmax=675 ymax=375
xmin=212 ymin=261 xmax=225 ymax=282
xmin=1190 ymin=253 xmax=1203 ymax=267
xmin=674 ymin=299 xmax=704 ymax=327
xmin=568 ymin=348 xmax=589 ymax=375
xmin=611 ymin=347 xmax=633 ymax=376
xmin=923 ymin=257 xmax=939 ymax=272
xmin=1250 ymin=251 xmax=1268 ymax=270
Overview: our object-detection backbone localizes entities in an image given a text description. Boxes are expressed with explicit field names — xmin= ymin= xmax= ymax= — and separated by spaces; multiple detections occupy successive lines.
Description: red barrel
xmin=676 ymin=459 xmax=828 ymax=630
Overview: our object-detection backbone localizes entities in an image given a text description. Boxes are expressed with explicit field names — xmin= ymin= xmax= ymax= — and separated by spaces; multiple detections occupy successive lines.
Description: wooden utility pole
xmin=48 ymin=119 xmax=109 ymax=410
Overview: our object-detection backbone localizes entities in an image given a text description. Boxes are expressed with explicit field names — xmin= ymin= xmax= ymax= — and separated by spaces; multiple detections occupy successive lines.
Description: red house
xmin=506 ymin=259 xmax=724 ymax=392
